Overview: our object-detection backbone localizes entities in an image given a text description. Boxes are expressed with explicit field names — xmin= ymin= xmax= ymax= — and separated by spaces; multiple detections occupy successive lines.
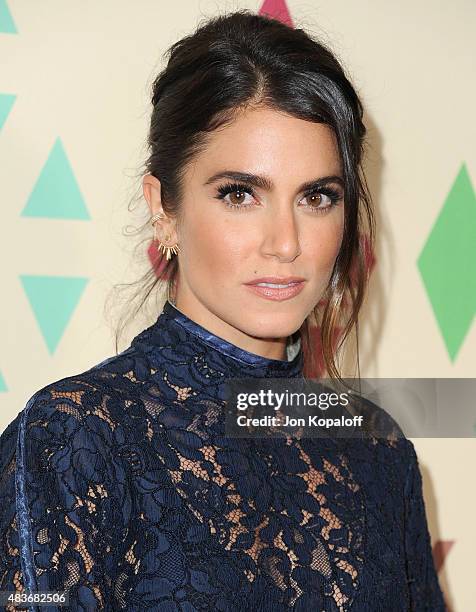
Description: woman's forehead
xmin=193 ymin=110 xmax=341 ymax=179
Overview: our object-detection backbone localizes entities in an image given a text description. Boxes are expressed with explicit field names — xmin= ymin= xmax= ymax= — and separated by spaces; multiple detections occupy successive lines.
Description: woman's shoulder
xmin=314 ymin=381 xmax=414 ymax=453
xmin=318 ymin=389 xmax=419 ymax=483
xmin=0 ymin=345 xmax=147 ymax=458
xmin=0 ymin=354 xmax=140 ymax=524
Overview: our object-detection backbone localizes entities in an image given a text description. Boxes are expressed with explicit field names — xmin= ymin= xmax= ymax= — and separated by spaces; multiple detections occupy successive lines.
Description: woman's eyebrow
xmin=203 ymin=170 xmax=344 ymax=191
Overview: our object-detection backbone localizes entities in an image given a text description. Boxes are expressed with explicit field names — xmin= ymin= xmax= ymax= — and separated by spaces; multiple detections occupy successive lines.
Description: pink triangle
xmin=433 ymin=539 xmax=454 ymax=572
xmin=259 ymin=0 xmax=293 ymax=27
xmin=147 ymin=239 xmax=174 ymax=279
xmin=433 ymin=540 xmax=454 ymax=611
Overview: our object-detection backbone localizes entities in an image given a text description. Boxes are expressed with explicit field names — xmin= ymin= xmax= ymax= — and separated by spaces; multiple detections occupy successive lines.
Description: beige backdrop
xmin=1 ymin=1 xmax=474 ymax=609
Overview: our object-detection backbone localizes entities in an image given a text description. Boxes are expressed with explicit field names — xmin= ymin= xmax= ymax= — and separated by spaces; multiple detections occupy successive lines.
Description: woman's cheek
xmin=306 ymin=219 xmax=343 ymax=265
xmin=182 ymin=219 xmax=234 ymax=281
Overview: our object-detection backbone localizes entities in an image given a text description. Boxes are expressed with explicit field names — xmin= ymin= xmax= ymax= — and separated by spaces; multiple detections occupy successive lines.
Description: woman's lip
xmin=245 ymin=281 xmax=305 ymax=301
xmin=245 ymin=277 xmax=305 ymax=284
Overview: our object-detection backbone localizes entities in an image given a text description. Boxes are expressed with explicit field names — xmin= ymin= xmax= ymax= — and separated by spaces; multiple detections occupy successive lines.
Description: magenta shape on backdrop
xmin=259 ymin=0 xmax=293 ymax=27
xmin=147 ymin=240 xmax=174 ymax=280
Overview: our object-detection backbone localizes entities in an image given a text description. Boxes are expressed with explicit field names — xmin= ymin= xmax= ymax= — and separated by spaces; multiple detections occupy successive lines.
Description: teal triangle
xmin=0 ymin=370 xmax=7 ymax=392
xmin=0 ymin=0 xmax=17 ymax=33
xmin=0 ymin=93 xmax=16 ymax=130
xmin=20 ymin=275 xmax=89 ymax=354
xmin=21 ymin=137 xmax=91 ymax=220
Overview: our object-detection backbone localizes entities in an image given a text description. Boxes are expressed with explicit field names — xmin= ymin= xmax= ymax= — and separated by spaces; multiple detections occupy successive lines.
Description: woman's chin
xmin=237 ymin=316 xmax=302 ymax=341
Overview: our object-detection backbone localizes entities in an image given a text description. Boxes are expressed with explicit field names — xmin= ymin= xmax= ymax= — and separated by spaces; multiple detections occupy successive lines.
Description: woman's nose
xmin=260 ymin=205 xmax=302 ymax=262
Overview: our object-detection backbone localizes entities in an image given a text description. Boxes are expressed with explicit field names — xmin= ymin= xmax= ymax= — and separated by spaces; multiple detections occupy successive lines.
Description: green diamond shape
xmin=417 ymin=163 xmax=476 ymax=361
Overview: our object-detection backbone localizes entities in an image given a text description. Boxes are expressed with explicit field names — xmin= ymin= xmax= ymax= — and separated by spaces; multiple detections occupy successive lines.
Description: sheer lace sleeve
xmin=0 ymin=380 xmax=132 ymax=611
xmin=403 ymin=440 xmax=446 ymax=611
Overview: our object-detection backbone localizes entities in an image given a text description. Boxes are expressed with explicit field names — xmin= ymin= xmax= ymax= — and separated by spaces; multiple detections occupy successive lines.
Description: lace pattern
xmin=0 ymin=301 xmax=446 ymax=611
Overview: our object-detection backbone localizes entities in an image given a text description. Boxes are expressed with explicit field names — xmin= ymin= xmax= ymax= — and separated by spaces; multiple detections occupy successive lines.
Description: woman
xmin=0 ymin=10 xmax=445 ymax=611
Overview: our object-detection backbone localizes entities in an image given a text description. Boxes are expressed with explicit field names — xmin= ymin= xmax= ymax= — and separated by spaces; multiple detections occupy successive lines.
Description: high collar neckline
xmin=132 ymin=300 xmax=304 ymax=379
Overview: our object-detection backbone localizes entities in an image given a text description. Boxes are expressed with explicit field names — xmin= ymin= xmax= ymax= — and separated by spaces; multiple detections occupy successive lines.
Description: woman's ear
xmin=142 ymin=173 xmax=163 ymax=217
xmin=142 ymin=174 xmax=178 ymax=242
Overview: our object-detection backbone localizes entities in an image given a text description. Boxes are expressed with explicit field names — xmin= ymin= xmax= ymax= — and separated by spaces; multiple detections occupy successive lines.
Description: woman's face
xmin=145 ymin=106 xmax=345 ymax=360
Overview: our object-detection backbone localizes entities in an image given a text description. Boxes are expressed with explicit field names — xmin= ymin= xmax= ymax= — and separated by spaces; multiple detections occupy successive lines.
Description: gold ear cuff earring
xmin=150 ymin=212 xmax=180 ymax=260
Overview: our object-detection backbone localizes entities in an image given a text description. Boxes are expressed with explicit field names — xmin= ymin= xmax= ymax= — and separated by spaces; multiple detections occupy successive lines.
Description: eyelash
xmin=214 ymin=181 xmax=343 ymax=214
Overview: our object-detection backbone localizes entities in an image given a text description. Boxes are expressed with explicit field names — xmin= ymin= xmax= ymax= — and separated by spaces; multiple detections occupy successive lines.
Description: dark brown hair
xmin=107 ymin=9 xmax=374 ymax=383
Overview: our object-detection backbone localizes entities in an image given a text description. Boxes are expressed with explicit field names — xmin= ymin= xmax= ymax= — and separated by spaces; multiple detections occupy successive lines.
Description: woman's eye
xmin=302 ymin=192 xmax=324 ymax=207
xmin=214 ymin=182 xmax=343 ymax=213
xmin=215 ymin=183 xmax=256 ymax=210
xmin=301 ymin=188 xmax=342 ymax=213
xmin=225 ymin=189 xmax=254 ymax=208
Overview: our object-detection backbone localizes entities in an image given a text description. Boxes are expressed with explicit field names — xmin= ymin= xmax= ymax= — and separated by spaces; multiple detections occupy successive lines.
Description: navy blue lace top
xmin=0 ymin=300 xmax=445 ymax=611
